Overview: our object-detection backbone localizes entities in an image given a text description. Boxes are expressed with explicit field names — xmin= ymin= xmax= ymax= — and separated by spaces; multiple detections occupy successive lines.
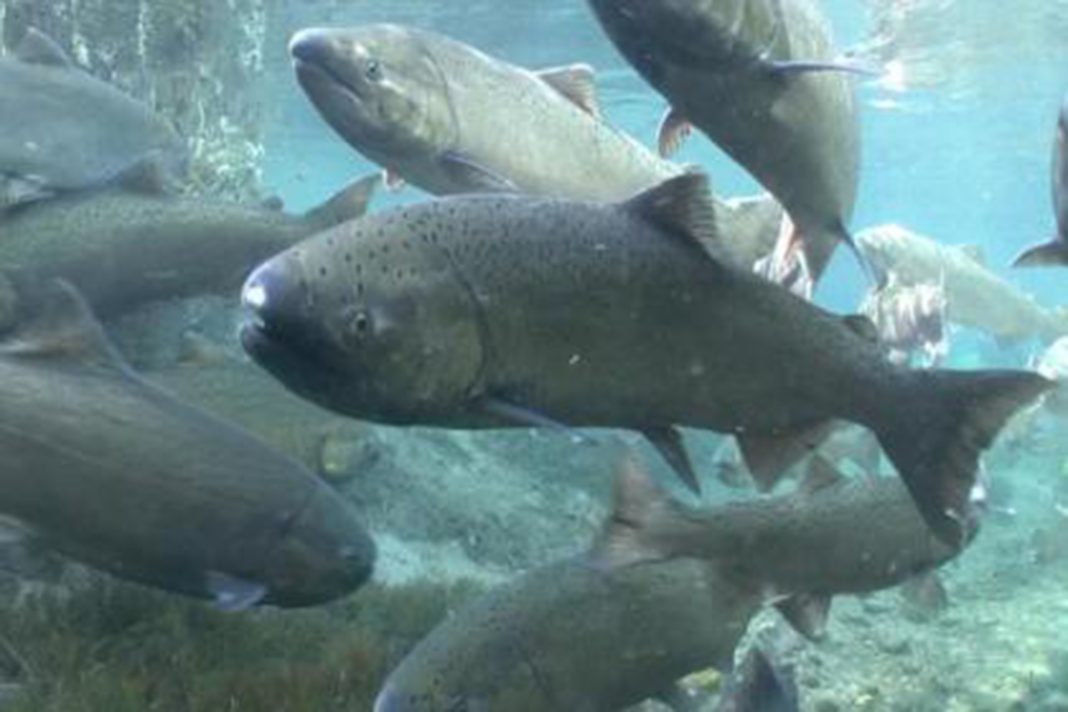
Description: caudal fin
xmin=875 ymin=369 xmax=1052 ymax=547
xmin=1012 ymin=239 xmax=1068 ymax=268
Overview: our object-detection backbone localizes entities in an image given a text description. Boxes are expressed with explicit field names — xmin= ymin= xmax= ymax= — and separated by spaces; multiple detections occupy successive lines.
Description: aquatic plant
xmin=0 ymin=572 xmax=481 ymax=711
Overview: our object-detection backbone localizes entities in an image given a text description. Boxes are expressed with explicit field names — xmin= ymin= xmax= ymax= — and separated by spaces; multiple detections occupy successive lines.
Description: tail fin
xmin=874 ymin=369 xmax=1051 ymax=547
xmin=1012 ymin=239 xmax=1068 ymax=268
xmin=589 ymin=456 xmax=682 ymax=570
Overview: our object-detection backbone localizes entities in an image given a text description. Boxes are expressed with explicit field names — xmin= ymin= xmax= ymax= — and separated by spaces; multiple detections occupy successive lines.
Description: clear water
xmin=3 ymin=1 xmax=1068 ymax=710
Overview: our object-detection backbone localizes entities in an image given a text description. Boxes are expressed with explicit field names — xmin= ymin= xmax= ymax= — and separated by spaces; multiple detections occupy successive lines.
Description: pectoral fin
xmin=767 ymin=58 xmax=878 ymax=77
xmin=657 ymin=107 xmax=693 ymax=158
xmin=438 ymin=152 xmax=518 ymax=193
xmin=206 ymin=571 xmax=267 ymax=612
xmin=481 ymin=397 xmax=589 ymax=444
xmin=383 ymin=168 xmax=406 ymax=192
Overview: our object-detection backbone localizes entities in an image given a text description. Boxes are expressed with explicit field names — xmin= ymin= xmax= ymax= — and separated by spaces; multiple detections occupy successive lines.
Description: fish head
xmin=264 ymin=485 xmax=375 ymax=607
xmin=289 ymin=25 xmax=455 ymax=166
xmin=241 ymin=221 xmax=485 ymax=423
xmin=854 ymin=226 xmax=903 ymax=287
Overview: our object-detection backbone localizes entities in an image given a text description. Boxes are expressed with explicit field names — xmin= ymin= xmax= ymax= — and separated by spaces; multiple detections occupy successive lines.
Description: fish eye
xmin=365 ymin=59 xmax=382 ymax=81
xmin=349 ymin=309 xmax=372 ymax=339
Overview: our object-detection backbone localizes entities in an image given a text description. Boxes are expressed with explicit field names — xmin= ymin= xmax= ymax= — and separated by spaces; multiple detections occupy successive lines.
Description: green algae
xmin=0 ymin=574 xmax=481 ymax=711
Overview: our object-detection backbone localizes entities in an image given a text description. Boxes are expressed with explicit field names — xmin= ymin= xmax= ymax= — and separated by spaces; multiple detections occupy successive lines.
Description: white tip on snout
xmin=288 ymin=28 xmax=321 ymax=56
xmin=243 ymin=282 xmax=268 ymax=311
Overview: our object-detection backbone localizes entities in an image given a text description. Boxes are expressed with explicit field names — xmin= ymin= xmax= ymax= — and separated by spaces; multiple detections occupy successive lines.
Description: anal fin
xmin=641 ymin=426 xmax=701 ymax=494
xmin=735 ymin=421 xmax=835 ymax=491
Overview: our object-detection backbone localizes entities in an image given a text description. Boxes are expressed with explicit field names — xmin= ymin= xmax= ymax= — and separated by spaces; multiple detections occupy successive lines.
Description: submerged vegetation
xmin=0 ymin=572 xmax=481 ymax=711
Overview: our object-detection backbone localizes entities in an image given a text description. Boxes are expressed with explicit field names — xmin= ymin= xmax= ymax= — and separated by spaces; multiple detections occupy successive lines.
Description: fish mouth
xmin=293 ymin=57 xmax=367 ymax=105
xmin=289 ymin=30 xmax=369 ymax=104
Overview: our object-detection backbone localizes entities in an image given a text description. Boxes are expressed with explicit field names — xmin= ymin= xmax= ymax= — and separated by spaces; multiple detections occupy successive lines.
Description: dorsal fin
xmin=801 ymin=455 xmax=844 ymax=496
xmin=0 ymin=279 xmax=130 ymax=373
xmin=535 ymin=64 xmax=602 ymax=119
xmin=14 ymin=28 xmax=73 ymax=67
xmin=303 ymin=172 xmax=380 ymax=230
xmin=957 ymin=243 xmax=986 ymax=266
xmin=622 ymin=173 xmax=718 ymax=251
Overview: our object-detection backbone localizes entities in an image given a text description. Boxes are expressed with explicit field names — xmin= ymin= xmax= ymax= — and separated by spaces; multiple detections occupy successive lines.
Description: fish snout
xmin=373 ymin=686 xmax=423 ymax=712
xmin=242 ymin=256 xmax=310 ymax=336
xmin=289 ymin=28 xmax=335 ymax=67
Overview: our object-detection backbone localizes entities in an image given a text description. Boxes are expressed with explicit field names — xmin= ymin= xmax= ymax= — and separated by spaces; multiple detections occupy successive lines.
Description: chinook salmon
xmin=288 ymin=24 xmax=683 ymax=200
xmin=0 ymin=279 xmax=374 ymax=608
xmin=858 ymin=223 xmax=1068 ymax=344
xmin=586 ymin=0 xmax=863 ymax=295
xmin=598 ymin=457 xmax=958 ymax=613
xmin=1015 ymin=95 xmax=1068 ymax=268
xmin=0 ymin=28 xmax=186 ymax=212
xmin=240 ymin=173 xmax=1050 ymax=545
xmin=374 ymin=455 xmax=957 ymax=711
xmin=0 ymin=175 xmax=377 ymax=318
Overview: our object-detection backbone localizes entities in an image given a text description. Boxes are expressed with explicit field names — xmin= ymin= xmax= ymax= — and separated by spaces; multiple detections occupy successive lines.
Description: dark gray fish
xmin=0 ymin=28 xmax=186 ymax=211
xmin=1014 ymin=95 xmax=1068 ymax=267
xmin=586 ymin=0 xmax=863 ymax=294
xmin=240 ymin=175 xmax=1047 ymax=544
xmin=241 ymin=173 xmax=1049 ymax=545
xmin=374 ymin=453 xmax=962 ymax=711
xmin=596 ymin=456 xmax=961 ymax=638
xmin=374 ymin=555 xmax=757 ymax=712
xmin=0 ymin=175 xmax=376 ymax=318
xmin=0 ymin=279 xmax=374 ymax=608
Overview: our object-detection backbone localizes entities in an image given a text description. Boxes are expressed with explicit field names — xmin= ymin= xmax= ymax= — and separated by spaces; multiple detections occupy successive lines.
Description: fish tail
xmin=1012 ymin=239 xmax=1068 ymax=268
xmin=873 ymin=369 xmax=1051 ymax=547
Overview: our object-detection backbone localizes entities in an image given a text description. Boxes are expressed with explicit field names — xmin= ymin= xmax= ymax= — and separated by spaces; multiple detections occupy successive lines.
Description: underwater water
xmin=1 ymin=0 xmax=1068 ymax=710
